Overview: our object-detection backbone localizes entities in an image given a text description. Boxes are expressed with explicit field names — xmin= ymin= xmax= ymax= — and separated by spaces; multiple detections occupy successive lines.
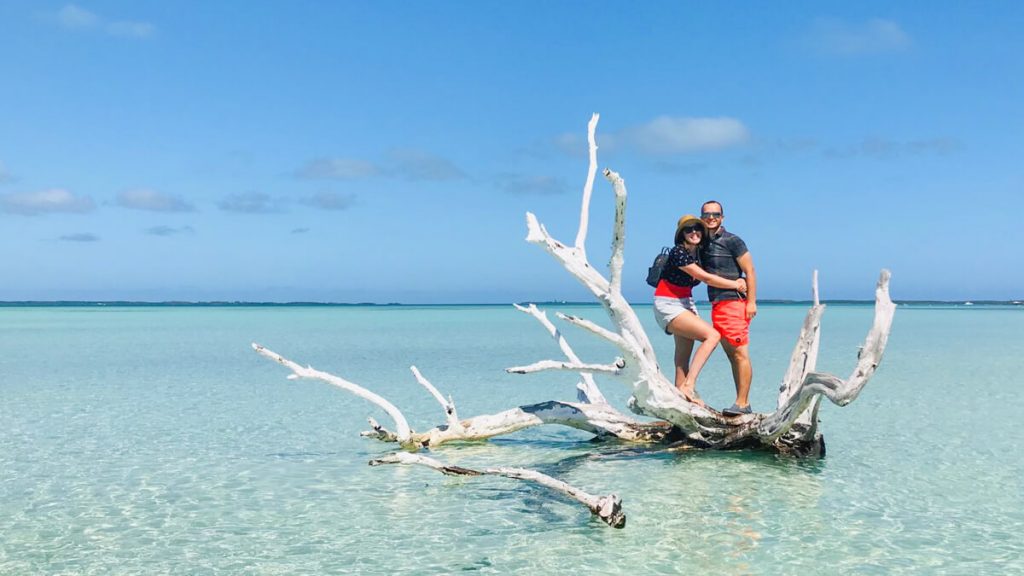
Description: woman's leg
xmin=672 ymin=334 xmax=695 ymax=390
xmin=667 ymin=312 xmax=721 ymax=403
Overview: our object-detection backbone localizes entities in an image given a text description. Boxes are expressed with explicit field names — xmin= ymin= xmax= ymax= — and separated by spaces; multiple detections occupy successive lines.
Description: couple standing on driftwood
xmin=652 ymin=200 xmax=757 ymax=416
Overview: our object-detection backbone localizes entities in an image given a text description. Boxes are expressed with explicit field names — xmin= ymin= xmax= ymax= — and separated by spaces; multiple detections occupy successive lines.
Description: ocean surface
xmin=2 ymin=302 xmax=1022 ymax=574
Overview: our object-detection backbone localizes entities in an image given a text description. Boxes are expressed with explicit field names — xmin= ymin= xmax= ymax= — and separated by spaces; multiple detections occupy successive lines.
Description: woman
xmin=653 ymin=214 xmax=747 ymax=406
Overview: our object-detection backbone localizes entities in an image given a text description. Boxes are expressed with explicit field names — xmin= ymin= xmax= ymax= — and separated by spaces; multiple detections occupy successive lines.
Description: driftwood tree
xmin=254 ymin=114 xmax=895 ymax=528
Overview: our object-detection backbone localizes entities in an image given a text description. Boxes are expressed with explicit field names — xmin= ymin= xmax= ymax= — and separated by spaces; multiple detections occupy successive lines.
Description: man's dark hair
xmin=701 ymin=200 xmax=724 ymax=215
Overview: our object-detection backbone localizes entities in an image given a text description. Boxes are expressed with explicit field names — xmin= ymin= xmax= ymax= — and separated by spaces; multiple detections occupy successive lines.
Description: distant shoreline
xmin=0 ymin=300 xmax=1021 ymax=308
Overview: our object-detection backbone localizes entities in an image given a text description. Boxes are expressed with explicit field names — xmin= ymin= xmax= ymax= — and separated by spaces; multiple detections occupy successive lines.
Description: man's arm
xmin=681 ymin=263 xmax=746 ymax=293
xmin=736 ymin=252 xmax=757 ymax=320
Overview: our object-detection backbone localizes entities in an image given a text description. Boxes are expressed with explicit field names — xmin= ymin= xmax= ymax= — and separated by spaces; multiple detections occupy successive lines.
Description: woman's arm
xmin=681 ymin=263 xmax=745 ymax=292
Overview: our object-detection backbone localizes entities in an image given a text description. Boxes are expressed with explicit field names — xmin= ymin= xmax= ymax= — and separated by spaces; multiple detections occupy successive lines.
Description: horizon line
xmin=1 ymin=299 xmax=1021 ymax=308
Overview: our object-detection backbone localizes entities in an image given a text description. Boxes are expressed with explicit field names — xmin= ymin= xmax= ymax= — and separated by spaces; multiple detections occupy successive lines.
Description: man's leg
xmin=721 ymin=341 xmax=752 ymax=408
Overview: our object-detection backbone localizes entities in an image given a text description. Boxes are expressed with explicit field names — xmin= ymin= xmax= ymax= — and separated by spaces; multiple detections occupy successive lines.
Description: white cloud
xmin=628 ymin=116 xmax=750 ymax=154
xmin=1 ymin=189 xmax=95 ymax=216
xmin=387 ymin=149 xmax=465 ymax=181
xmin=296 ymin=158 xmax=380 ymax=180
xmin=553 ymin=133 xmax=586 ymax=157
xmin=296 ymin=150 xmax=464 ymax=182
xmin=59 ymin=232 xmax=99 ymax=242
xmin=809 ymin=18 xmax=911 ymax=56
xmin=106 ymin=20 xmax=155 ymax=38
xmin=0 ymin=162 xmax=14 ymax=184
xmin=54 ymin=4 xmax=155 ymax=38
xmin=300 ymin=191 xmax=356 ymax=211
xmin=907 ymin=138 xmax=962 ymax=155
xmin=57 ymin=4 xmax=99 ymax=29
xmin=117 ymin=189 xmax=195 ymax=212
xmin=496 ymin=174 xmax=568 ymax=196
xmin=145 ymin=225 xmax=194 ymax=236
xmin=551 ymin=132 xmax=619 ymax=158
xmin=217 ymin=192 xmax=281 ymax=214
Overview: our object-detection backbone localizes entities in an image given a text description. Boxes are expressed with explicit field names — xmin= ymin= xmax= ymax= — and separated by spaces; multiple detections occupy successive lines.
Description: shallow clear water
xmin=1 ymin=303 xmax=1022 ymax=573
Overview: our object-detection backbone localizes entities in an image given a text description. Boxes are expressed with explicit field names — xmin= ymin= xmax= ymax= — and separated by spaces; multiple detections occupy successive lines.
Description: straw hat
xmin=674 ymin=214 xmax=708 ymax=244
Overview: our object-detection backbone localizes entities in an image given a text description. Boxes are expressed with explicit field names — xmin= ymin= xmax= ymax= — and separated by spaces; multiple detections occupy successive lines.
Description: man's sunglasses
xmin=681 ymin=225 xmax=704 ymax=234
xmin=701 ymin=211 xmax=722 ymax=219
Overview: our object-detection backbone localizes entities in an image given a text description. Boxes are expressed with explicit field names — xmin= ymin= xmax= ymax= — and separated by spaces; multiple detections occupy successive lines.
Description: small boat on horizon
xmin=964 ymin=301 xmax=974 ymax=306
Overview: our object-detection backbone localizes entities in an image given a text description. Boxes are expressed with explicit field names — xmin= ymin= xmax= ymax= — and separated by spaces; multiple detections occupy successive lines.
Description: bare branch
xmin=253 ymin=343 xmax=412 ymax=443
xmin=603 ymin=168 xmax=628 ymax=295
xmin=574 ymin=113 xmax=600 ymax=251
xmin=525 ymin=212 xmax=612 ymax=295
xmin=369 ymin=451 xmax=626 ymax=528
xmin=513 ymin=303 xmax=609 ymax=404
xmin=777 ymin=272 xmax=826 ymax=409
xmin=409 ymin=400 xmax=672 ymax=447
xmin=755 ymin=270 xmax=896 ymax=443
xmin=360 ymin=417 xmax=399 ymax=442
xmin=410 ymin=365 xmax=461 ymax=430
xmin=556 ymin=312 xmax=627 ymax=348
xmin=506 ymin=358 xmax=625 ymax=376
xmin=524 ymin=159 xmax=708 ymax=435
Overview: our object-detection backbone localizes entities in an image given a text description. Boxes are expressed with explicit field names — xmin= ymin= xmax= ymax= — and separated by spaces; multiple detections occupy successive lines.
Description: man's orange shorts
xmin=711 ymin=300 xmax=750 ymax=347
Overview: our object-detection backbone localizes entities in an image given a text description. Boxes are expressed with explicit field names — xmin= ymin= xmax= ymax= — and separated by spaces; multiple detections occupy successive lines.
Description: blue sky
xmin=1 ymin=2 xmax=1021 ymax=302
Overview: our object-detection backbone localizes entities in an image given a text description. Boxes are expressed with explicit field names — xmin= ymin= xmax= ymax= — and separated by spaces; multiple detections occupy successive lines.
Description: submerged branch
xmin=369 ymin=451 xmax=626 ymax=528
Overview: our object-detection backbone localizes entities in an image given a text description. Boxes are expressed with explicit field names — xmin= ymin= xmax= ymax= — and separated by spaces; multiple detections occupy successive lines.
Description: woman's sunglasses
xmin=681 ymin=225 xmax=703 ymax=235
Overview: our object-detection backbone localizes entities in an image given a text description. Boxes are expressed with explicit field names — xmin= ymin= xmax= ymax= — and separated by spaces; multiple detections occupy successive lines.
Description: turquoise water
xmin=2 ymin=303 xmax=1022 ymax=574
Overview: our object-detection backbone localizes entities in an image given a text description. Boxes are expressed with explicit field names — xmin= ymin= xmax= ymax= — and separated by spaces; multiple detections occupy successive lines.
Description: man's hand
xmin=746 ymin=300 xmax=757 ymax=320
xmin=736 ymin=278 xmax=748 ymax=295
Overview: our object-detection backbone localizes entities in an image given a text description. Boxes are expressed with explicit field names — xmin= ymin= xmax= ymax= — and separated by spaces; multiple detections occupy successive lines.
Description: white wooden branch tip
xmin=574 ymin=112 xmax=600 ymax=250
xmin=252 ymin=343 xmax=412 ymax=443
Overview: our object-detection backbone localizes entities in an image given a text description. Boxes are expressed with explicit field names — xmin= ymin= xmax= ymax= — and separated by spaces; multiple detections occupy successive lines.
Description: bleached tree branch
xmin=522 ymin=160 xmax=726 ymax=439
xmin=555 ymin=312 xmax=627 ymax=349
xmin=506 ymin=358 xmax=626 ymax=376
xmin=574 ymin=112 xmax=600 ymax=251
xmin=253 ymin=343 xmax=412 ymax=443
xmin=604 ymin=168 xmax=628 ymax=296
xmin=410 ymin=365 xmax=461 ymax=430
xmin=719 ymin=270 xmax=896 ymax=449
xmin=777 ymin=270 xmax=825 ymax=409
xmin=513 ymin=303 xmax=609 ymax=404
xmin=360 ymin=417 xmax=399 ymax=442
xmin=369 ymin=451 xmax=626 ymax=528
xmin=254 ymin=345 xmax=670 ymax=448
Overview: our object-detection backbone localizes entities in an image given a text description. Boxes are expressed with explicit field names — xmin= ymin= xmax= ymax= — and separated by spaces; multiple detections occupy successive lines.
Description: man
xmin=699 ymin=200 xmax=757 ymax=416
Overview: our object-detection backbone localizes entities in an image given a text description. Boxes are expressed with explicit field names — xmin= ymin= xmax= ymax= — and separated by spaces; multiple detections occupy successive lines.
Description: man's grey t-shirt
xmin=700 ymin=227 xmax=748 ymax=303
